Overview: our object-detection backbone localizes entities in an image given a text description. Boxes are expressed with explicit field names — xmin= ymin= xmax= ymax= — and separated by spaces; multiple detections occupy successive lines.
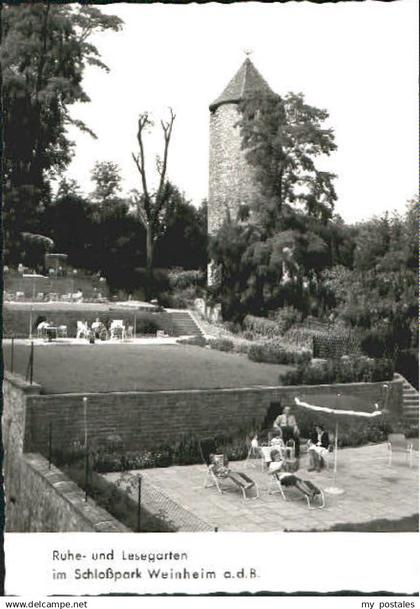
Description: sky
xmin=65 ymin=0 xmax=419 ymax=223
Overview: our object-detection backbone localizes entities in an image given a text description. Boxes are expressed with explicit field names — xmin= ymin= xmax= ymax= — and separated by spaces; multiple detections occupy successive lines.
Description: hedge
xmin=208 ymin=338 xmax=234 ymax=352
xmin=248 ymin=341 xmax=312 ymax=365
xmin=176 ymin=335 xmax=207 ymax=347
xmin=279 ymin=356 xmax=394 ymax=386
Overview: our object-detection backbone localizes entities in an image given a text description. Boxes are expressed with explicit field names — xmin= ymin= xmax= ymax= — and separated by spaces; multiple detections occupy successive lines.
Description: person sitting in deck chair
xmin=268 ymin=456 xmax=325 ymax=508
xmin=200 ymin=438 xmax=258 ymax=499
xmin=271 ymin=471 xmax=325 ymax=508
xmin=267 ymin=448 xmax=287 ymax=474
xmin=307 ymin=424 xmax=330 ymax=472
xmin=209 ymin=454 xmax=255 ymax=490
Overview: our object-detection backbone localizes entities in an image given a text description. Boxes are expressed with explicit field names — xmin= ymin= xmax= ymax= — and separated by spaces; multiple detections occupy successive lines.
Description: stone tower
xmin=208 ymin=57 xmax=274 ymax=235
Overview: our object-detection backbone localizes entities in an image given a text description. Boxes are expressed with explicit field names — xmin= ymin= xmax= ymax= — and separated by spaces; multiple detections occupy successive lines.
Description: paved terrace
xmin=105 ymin=443 xmax=419 ymax=532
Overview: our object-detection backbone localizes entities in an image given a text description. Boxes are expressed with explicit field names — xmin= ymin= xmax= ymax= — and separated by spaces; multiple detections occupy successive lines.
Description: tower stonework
xmin=208 ymin=58 xmax=274 ymax=236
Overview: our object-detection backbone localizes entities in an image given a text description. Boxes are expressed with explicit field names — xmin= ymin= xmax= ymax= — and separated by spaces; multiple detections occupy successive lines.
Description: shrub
xmin=159 ymin=286 xmax=201 ymax=309
xmin=370 ymin=358 xmax=395 ymax=382
xmin=282 ymin=326 xmax=314 ymax=349
xmin=243 ymin=315 xmax=283 ymax=339
xmin=168 ymin=269 xmax=205 ymax=290
xmin=136 ymin=318 xmax=160 ymax=335
xmin=248 ymin=341 xmax=312 ymax=365
xmin=223 ymin=321 xmax=242 ymax=334
xmin=242 ymin=330 xmax=255 ymax=341
xmin=279 ymin=356 xmax=394 ymax=386
xmin=233 ymin=341 xmax=251 ymax=355
xmin=177 ymin=335 xmax=207 ymax=347
xmin=268 ymin=306 xmax=303 ymax=333
xmin=171 ymin=435 xmax=202 ymax=465
xmin=69 ymin=430 xmax=254 ymax=476
xmin=395 ymin=349 xmax=419 ymax=389
xmin=208 ymin=338 xmax=234 ymax=352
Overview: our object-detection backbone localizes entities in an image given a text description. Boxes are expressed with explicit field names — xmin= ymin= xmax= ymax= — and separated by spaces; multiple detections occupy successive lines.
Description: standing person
xmin=273 ymin=406 xmax=301 ymax=458
xmin=307 ymin=424 xmax=330 ymax=472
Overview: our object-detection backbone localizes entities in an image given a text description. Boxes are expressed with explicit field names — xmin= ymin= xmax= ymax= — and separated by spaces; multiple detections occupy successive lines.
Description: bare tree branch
xmin=131 ymin=112 xmax=154 ymax=218
xmin=156 ymin=107 xmax=176 ymax=200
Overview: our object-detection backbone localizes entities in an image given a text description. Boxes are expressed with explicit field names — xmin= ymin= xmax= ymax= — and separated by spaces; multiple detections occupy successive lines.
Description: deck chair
xmin=199 ymin=438 xmax=259 ymax=500
xmin=387 ymin=433 xmax=414 ymax=468
xmin=269 ymin=472 xmax=325 ymax=509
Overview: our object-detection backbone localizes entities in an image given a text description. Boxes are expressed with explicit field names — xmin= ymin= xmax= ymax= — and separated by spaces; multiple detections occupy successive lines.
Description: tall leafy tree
xmin=239 ymin=91 xmax=337 ymax=228
xmin=155 ymin=196 xmax=207 ymax=270
xmin=323 ymin=199 xmax=419 ymax=385
xmin=90 ymin=161 xmax=122 ymax=211
xmin=1 ymin=3 xmax=123 ymax=266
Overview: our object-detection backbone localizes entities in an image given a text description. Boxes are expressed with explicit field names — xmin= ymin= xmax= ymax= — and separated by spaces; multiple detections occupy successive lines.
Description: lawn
xmin=3 ymin=341 xmax=294 ymax=394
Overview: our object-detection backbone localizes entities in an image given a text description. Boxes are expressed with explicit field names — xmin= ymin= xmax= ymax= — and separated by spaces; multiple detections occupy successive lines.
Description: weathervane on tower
xmin=243 ymin=48 xmax=254 ymax=59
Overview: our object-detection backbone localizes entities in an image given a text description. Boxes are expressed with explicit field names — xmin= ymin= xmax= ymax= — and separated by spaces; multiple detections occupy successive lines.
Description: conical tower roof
xmin=209 ymin=57 xmax=274 ymax=111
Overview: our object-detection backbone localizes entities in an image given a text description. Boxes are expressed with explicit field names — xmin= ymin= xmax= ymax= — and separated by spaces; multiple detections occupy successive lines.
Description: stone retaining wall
xmin=2 ymin=371 xmax=127 ymax=532
xmin=5 ymin=453 xmax=128 ymax=532
xmin=23 ymin=379 xmax=402 ymax=454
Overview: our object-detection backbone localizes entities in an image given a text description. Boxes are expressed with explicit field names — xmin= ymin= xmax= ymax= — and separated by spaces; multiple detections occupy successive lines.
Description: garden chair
xmin=269 ymin=471 xmax=325 ymax=509
xmin=245 ymin=434 xmax=286 ymax=472
xmin=244 ymin=434 xmax=265 ymax=471
xmin=110 ymin=320 xmax=125 ymax=340
xmin=387 ymin=433 xmax=414 ymax=468
xmin=57 ymin=325 xmax=67 ymax=338
xmin=76 ymin=321 xmax=88 ymax=339
xmin=37 ymin=323 xmax=48 ymax=339
xmin=199 ymin=438 xmax=259 ymax=500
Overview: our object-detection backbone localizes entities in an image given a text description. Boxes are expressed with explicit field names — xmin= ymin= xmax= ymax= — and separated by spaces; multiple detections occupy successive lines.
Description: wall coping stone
xmin=26 ymin=377 xmax=401 ymax=401
xmin=23 ymin=453 xmax=129 ymax=532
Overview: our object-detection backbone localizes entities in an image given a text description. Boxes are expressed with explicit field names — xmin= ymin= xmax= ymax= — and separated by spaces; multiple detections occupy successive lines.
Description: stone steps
xmin=398 ymin=375 xmax=419 ymax=424
xmin=168 ymin=311 xmax=204 ymax=337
